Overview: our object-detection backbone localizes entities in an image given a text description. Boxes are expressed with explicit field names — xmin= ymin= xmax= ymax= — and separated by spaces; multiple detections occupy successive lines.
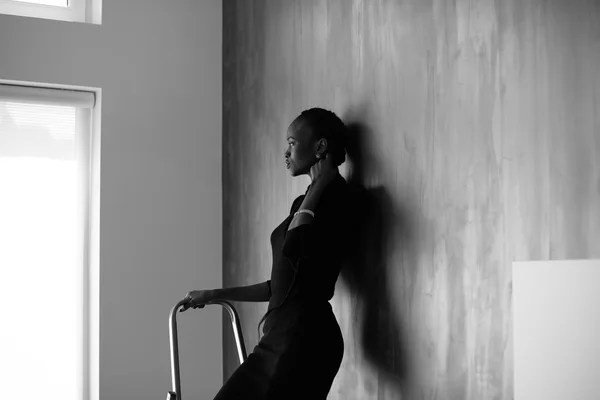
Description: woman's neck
xmin=308 ymin=169 xmax=339 ymax=183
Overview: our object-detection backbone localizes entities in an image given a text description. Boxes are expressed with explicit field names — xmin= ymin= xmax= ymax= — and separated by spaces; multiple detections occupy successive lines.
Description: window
xmin=0 ymin=82 xmax=99 ymax=400
xmin=14 ymin=0 xmax=68 ymax=6
xmin=0 ymin=0 xmax=101 ymax=24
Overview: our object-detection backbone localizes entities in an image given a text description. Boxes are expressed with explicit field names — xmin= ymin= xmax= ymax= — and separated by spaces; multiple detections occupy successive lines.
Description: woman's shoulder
xmin=289 ymin=194 xmax=306 ymax=214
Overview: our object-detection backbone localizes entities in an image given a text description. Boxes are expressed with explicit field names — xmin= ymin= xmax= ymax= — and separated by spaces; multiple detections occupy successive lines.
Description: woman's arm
xmin=182 ymin=281 xmax=270 ymax=311
xmin=287 ymin=183 xmax=325 ymax=230
xmin=287 ymin=154 xmax=338 ymax=231
xmin=212 ymin=281 xmax=271 ymax=302
xmin=282 ymin=189 xmax=347 ymax=262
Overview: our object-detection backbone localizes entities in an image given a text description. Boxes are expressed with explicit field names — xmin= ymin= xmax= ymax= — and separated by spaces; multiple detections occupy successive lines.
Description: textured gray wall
xmin=222 ymin=1 xmax=600 ymax=398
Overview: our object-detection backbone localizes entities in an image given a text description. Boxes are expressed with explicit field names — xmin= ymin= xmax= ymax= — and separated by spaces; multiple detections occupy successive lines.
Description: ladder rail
xmin=168 ymin=299 xmax=247 ymax=400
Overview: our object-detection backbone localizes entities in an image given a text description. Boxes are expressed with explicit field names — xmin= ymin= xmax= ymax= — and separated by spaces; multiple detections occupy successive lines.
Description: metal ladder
xmin=166 ymin=299 xmax=247 ymax=400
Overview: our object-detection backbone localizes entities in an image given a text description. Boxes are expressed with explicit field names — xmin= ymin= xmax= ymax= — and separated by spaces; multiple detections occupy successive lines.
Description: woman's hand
xmin=310 ymin=153 xmax=337 ymax=191
xmin=180 ymin=289 xmax=218 ymax=312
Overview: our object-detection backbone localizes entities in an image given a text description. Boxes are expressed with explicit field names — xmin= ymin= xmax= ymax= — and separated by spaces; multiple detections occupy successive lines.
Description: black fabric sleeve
xmin=266 ymin=280 xmax=272 ymax=298
xmin=281 ymin=224 xmax=313 ymax=259
xmin=281 ymin=196 xmax=344 ymax=261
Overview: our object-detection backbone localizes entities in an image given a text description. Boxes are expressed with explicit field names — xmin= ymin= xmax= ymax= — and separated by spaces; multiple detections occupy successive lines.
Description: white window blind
xmin=0 ymin=83 xmax=96 ymax=400
xmin=0 ymin=84 xmax=96 ymax=108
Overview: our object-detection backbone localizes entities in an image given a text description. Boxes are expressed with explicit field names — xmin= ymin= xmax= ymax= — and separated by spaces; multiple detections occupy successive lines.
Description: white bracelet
xmin=294 ymin=209 xmax=315 ymax=218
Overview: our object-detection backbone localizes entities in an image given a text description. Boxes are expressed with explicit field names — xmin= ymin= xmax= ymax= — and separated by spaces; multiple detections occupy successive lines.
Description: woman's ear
xmin=316 ymin=138 xmax=328 ymax=158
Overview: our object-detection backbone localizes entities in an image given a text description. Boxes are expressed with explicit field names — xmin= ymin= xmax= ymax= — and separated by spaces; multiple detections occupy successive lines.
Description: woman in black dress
xmin=182 ymin=108 xmax=350 ymax=400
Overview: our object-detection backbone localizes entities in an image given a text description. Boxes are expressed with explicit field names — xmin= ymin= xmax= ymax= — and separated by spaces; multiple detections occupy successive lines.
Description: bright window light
xmin=12 ymin=0 xmax=68 ymax=7
xmin=0 ymin=101 xmax=85 ymax=400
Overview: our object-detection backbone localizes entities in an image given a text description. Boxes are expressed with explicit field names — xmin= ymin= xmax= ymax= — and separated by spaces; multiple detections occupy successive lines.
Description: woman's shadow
xmin=340 ymin=118 xmax=419 ymax=399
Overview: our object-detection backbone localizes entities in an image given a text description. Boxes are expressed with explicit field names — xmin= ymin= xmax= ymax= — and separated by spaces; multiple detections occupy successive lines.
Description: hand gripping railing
xmin=166 ymin=299 xmax=247 ymax=400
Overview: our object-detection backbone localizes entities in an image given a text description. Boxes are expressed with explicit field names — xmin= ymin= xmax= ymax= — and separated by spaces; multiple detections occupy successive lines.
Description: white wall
xmin=513 ymin=260 xmax=600 ymax=400
xmin=0 ymin=1 xmax=223 ymax=399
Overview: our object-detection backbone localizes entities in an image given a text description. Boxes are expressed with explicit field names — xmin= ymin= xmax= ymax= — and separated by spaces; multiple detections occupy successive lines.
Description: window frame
xmin=0 ymin=80 xmax=101 ymax=400
xmin=0 ymin=0 xmax=98 ymax=24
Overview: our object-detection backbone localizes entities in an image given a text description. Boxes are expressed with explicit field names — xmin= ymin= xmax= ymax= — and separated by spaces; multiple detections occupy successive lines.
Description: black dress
xmin=213 ymin=173 xmax=350 ymax=400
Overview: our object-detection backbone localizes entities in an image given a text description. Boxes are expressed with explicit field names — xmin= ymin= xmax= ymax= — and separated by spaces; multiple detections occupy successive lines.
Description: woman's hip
xmin=259 ymin=302 xmax=343 ymax=359
xmin=262 ymin=301 xmax=340 ymax=338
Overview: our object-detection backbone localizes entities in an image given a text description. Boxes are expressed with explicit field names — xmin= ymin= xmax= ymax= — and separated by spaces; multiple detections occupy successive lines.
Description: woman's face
xmin=284 ymin=120 xmax=318 ymax=177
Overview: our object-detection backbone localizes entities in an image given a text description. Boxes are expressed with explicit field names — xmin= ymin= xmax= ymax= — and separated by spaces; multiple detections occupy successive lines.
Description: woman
xmin=181 ymin=108 xmax=350 ymax=400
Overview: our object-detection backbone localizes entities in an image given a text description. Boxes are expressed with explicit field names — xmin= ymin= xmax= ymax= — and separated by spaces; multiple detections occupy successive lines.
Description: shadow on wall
xmin=340 ymin=110 xmax=420 ymax=399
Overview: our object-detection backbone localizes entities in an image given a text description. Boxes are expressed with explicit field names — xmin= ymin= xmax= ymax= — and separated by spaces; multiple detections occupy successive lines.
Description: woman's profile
xmin=181 ymin=107 xmax=351 ymax=400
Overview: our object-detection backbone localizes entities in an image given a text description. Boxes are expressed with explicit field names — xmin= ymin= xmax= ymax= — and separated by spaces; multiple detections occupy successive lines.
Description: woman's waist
xmin=264 ymin=299 xmax=334 ymax=326
xmin=267 ymin=296 xmax=332 ymax=313
xmin=262 ymin=300 xmax=337 ymax=336
xmin=268 ymin=279 xmax=336 ymax=308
